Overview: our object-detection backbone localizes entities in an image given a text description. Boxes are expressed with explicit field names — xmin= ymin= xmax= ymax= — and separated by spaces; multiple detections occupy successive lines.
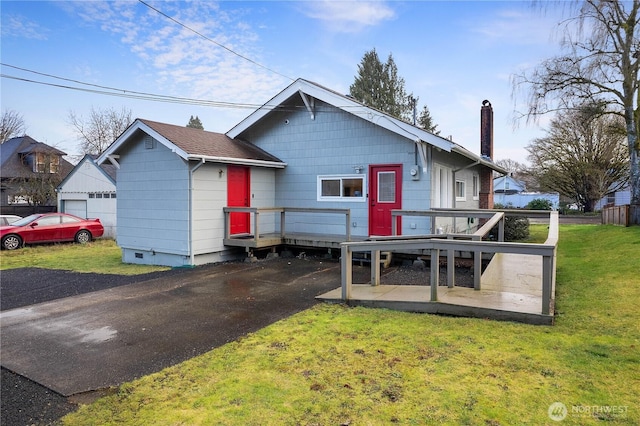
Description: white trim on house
xmin=186 ymin=155 xmax=286 ymax=169
xmin=227 ymin=79 xmax=453 ymax=152
xmin=99 ymin=121 xmax=190 ymax=164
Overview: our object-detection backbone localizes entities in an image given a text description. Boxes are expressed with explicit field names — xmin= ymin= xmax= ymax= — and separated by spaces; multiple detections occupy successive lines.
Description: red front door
xmin=369 ymin=164 xmax=402 ymax=236
xmin=227 ymin=165 xmax=250 ymax=235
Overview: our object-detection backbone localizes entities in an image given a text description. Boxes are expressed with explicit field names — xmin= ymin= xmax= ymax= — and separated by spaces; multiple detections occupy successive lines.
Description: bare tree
xmin=10 ymin=154 xmax=66 ymax=206
xmin=69 ymin=106 xmax=133 ymax=155
xmin=513 ymin=0 xmax=640 ymax=220
xmin=1 ymin=109 xmax=26 ymax=143
xmin=526 ymin=104 xmax=628 ymax=212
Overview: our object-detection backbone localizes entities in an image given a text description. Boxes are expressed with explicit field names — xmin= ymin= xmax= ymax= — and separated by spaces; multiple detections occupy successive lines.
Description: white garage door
xmin=64 ymin=200 xmax=87 ymax=218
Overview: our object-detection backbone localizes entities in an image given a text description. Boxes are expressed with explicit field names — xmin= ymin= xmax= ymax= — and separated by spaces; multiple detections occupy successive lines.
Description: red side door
xmin=369 ymin=164 xmax=402 ymax=236
xmin=227 ymin=165 xmax=251 ymax=235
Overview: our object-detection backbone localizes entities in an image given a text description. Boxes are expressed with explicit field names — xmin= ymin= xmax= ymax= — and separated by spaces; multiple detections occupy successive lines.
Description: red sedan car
xmin=0 ymin=213 xmax=104 ymax=250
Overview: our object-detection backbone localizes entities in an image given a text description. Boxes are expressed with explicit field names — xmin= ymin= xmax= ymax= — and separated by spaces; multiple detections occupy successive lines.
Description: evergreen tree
xmin=350 ymin=49 xmax=413 ymax=122
xmin=417 ymin=105 xmax=440 ymax=135
xmin=350 ymin=49 xmax=440 ymax=129
xmin=187 ymin=115 xmax=204 ymax=130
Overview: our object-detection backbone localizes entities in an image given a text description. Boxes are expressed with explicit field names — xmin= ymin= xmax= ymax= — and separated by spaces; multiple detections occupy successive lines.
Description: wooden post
xmin=371 ymin=250 xmax=380 ymax=286
xmin=474 ymin=249 xmax=482 ymax=290
xmin=346 ymin=210 xmax=351 ymax=241
xmin=254 ymin=211 xmax=260 ymax=244
xmin=447 ymin=237 xmax=455 ymax=288
xmin=498 ymin=217 xmax=505 ymax=242
xmin=341 ymin=245 xmax=352 ymax=300
xmin=430 ymin=248 xmax=439 ymax=301
xmin=542 ymin=254 xmax=552 ymax=315
xmin=224 ymin=210 xmax=230 ymax=239
xmin=280 ymin=210 xmax=286 ymax=238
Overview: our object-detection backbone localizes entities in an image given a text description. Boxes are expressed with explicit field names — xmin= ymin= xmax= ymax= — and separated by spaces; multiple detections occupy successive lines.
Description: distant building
xmin=57 ymin=154 xmax=117 ymax=238
xmin=493 ymin=175 xmax=559 ymax=210
xmin=1 ymin=136 xmax=73 ymax=213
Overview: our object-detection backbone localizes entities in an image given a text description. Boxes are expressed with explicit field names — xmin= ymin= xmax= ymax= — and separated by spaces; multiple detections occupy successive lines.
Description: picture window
xmin=318 ymin=175 xmax=365 ymax=202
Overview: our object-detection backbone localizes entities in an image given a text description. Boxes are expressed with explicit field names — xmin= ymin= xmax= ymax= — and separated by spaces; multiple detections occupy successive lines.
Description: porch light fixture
xmin=353 ymin=165 xmax=364 ymax=174
xmin=219 ymin=169 xmax=224 ymax=177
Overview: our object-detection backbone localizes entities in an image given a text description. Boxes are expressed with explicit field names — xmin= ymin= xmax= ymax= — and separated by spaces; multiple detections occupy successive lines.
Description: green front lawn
xmin=0 ymin=239 xmax=168 ymax=275
xmin=45 ymin=226 xmax=640 ymax=424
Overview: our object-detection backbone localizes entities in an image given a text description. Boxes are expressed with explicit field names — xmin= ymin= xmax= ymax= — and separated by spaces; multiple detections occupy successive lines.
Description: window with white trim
xmin=455 ymin=180 xmax=466 ymax=201
xmin=317 ymin=175 xmax=365 ymax=201
xmin=472 ymin=175 xmax=479 ymax=200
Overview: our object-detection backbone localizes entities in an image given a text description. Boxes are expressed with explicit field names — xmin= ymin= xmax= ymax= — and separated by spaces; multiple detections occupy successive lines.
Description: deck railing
xmin=342 ymin=210 xmax=559 ymax=315
xmin=223 ymin=207 xmax=352 ymax=246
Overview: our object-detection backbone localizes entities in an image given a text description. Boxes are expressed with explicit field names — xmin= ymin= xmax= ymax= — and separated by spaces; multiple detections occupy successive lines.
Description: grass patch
xmin=61 ymin=225 xmax=639 ymax=424
xmin=0 ymin=239 xmax=169 ymax=275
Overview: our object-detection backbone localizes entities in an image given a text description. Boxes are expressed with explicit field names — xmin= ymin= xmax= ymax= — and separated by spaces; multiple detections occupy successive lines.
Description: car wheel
xmin=2 ymin=234 xmax=23 ymax=250
xmin=75 ymin=230 xmax=92 ymax=244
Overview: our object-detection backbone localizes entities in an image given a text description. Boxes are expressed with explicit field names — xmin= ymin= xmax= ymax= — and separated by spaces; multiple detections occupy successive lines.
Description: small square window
xmin=472 ymin=175 xmax=479 ymax=200
xmin=456 ymin=180 xmax=466 ymax=201
xmin=89 ymin=193 xmax=95 ymax=199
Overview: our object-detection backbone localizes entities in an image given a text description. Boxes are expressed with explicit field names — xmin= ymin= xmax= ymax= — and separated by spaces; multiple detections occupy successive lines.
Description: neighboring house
xmin=57 ymin=154 xmax=118 ymax=238
xmin=493 ymin=175 xmax=560 ymax=210
xmin=594 ymin=184 xmax=631 ymax=210
xmin=493 ymin=175 xmax=527 ymax=194
xmin=0 ymin=136 xmax=73 ymax=213
xmin=98 ymin=79 xmax=506 ymax=267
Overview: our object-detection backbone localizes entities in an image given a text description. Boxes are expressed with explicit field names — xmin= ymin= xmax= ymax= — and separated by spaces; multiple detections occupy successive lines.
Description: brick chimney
xmin=479 ymin=100 xmax=494 ymax=209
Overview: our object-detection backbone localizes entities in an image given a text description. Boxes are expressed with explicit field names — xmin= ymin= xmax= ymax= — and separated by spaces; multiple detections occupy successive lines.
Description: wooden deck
xmin=224 ymin=207 xmax=558 ymax=325
xmin=317 ymin=252 xmax=554 ymax=325
xmin=318 ymin=210 xmax=559 ymax=325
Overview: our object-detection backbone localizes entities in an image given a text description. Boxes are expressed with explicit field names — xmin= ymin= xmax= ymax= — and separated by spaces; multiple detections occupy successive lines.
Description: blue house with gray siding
xmin=227 ymin=79 xmax=506 ymax=237
xmin=98 ymin=79 xmax=506 ymax=267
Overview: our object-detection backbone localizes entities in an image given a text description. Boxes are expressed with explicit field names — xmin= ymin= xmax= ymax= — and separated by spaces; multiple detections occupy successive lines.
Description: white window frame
xmin=317 ymin=174 xmax=366 ymax=202
xmin=433 ymin=164 xmax=452 ymax=208
xmin=472 ymin=175 xmax=479 ymax=200
xmin=455 ymin=179 xmax=466 ymax=202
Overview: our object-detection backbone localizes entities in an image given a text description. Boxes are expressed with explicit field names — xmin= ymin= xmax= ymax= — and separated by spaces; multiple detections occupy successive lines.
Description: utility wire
xmin=1 ymin=63 xmax=260 ymax=108
xmin=137 ymin=0 xmax=294 ymax=82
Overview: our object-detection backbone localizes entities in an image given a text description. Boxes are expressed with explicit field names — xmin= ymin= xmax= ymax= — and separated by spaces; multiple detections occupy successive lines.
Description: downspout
xmin=188 ymin=158 xmax=206 ymax=265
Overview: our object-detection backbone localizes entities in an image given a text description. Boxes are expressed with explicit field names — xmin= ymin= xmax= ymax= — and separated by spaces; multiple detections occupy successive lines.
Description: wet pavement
xmin=0 ymin=256 xmax=349 ymax=397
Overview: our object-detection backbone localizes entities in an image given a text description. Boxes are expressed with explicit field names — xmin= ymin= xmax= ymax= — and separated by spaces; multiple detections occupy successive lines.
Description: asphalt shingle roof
xmin=138 ymin=119 xmax=283 ymax=163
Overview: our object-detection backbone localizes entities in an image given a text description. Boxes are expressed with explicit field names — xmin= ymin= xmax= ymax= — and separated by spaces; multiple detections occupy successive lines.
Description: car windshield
xmin=9 ymin=214 xmax=42 ymax=227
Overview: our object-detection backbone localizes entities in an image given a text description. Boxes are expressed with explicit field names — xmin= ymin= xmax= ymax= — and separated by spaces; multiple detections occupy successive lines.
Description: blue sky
xmin=1 ymin=1 xmax=564 ymax=163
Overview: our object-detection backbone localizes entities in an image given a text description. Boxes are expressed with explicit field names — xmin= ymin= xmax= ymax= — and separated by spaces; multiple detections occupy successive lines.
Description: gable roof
xmin=226 ymin=78 xmax=507 ymax=174
xmin=57 ymin=154 xmax=117 ymax=190
xmin=97 ymin=119 xmax=285 ymax=168
xmin=493 ymin=175 xmax=527 ymax=192
xmin=1 ymin=135 xmax=73 ymax=178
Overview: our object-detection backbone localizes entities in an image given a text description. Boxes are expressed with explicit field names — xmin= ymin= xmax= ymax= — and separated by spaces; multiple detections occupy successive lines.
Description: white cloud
xmin=60 ymin=1 xmax=289 ymax=112
xmin=0 ymin=14 xmax=48 ymax=40
xmin=470 ymin=8 xmax=558 ymax=47
xmin=299 ymin=0 xmax=395 ymax=33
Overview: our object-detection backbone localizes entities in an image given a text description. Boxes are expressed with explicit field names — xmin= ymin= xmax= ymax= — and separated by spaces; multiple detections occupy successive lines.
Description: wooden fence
xmin=601 ymin=205 xmax=630 ymax=226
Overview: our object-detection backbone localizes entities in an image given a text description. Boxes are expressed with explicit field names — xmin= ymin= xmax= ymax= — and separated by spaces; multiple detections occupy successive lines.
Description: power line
xmin=137 ymin=0 xmax=294 ymax=82
xmin=1 ymin=63 xmax=261 ymax=108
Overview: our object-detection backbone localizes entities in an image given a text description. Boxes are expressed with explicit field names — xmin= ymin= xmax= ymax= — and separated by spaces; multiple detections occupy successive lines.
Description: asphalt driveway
xmin=0 ymin=256 xmax=348 ymax=397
